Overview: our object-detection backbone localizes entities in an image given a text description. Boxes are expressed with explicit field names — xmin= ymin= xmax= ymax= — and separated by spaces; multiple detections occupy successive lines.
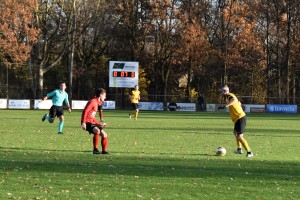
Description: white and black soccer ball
xmin=215 ymin=147 xmax=226 ymax=156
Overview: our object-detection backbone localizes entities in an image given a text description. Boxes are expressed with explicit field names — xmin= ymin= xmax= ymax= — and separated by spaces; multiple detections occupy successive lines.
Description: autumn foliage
xmin=1 ymin=0 xmax=300 ymax=104
xmin=0 ymin=0 xmax=39 ymax=64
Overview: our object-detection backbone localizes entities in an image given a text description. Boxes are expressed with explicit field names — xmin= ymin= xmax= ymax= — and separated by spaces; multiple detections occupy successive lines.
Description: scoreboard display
xmin=109 ymin=61 xmax=139 ymax=88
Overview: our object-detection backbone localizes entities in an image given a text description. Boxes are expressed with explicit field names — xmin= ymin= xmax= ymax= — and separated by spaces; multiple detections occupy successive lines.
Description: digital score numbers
xmin=109 ymin=61 xmax=139 ymax=88
xmin=112 ymin=71 xmax=135 ymax=78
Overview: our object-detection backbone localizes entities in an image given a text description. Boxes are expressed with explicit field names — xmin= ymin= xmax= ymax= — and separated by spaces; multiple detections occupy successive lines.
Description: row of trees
xmin=1 ymin=0 xmax=300 ymax=104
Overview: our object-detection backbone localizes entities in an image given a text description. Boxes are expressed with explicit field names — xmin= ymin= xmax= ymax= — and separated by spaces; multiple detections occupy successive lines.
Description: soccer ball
xmin=215 ymin=147 xmax=226 ymax=156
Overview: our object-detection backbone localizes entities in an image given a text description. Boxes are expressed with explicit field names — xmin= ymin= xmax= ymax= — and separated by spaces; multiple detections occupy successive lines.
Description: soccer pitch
xmin=0 ymin=110 xmax=299 ymax=199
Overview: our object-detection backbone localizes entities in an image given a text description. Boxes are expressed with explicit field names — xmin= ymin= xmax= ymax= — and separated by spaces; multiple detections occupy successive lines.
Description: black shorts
xmin=234 ymin=116 xmax=246 ymax=134
xmin=86 ymin=123 xmax=103 ymax=134
xmin=131 ymin=103 xmax=139 ymax=110
xmin=49 ymin=105 xmax=64 ymax=118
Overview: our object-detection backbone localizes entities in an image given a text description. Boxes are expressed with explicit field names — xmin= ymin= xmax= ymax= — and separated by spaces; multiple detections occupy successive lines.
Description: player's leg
xmin=92 ymin=126 xmax=101 ymax=154
xmin=236 ymin=133 xmax=253 ymax=157
xmin=134 ymin=104 xmax=139 ymax=119
xmin=129 ymin=103 xmax=135 ymax=119
xmin=233 ymin=119 xmax=242 ymax=153
xmin=42 ymin=106 xmax=55 ymax=123
xmin=233 ymin=130 xmax=242 ymax=154
xmin=100 ymin=130 xmax=109 ymax=154
xmin=135 ymin=108 xmax=139 ymax=119
xmin=57 ymin=107 xmax=64 ymax=134
xmin=58 ymin=115 xmax=64 ymax=134
xmin=235 ymin=117 xmax=253 ymax=157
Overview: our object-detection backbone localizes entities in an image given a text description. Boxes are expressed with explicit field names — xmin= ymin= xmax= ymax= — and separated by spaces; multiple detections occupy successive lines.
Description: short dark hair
xmin=59 ymin=81 xmax=66 ymax=85
xmin=95 ymin=88 xmax=106 ymax=97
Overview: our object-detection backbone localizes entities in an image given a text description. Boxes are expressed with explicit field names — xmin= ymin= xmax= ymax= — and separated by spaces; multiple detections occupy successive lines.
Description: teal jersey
xmin=47 ymin=89 xmax=69 ymax=106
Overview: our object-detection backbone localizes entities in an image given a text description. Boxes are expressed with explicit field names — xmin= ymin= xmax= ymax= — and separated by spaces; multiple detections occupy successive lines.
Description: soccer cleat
xmin=129 ymin=113 xmax=132 ymax=119
xmin=246 ymin=152 xmax=254 ymax=158
xmin=102 ymin=151 xmax=110 ymax=155
xmin=57 ymin=132 xmax=63 ymax=134
xmin=234 ymin=148 xmax=243 ymax=154
xmin=93 ymin=149 xmax=101 ymax=154
xmin=42 ymin=114 xmax=47 ymax=122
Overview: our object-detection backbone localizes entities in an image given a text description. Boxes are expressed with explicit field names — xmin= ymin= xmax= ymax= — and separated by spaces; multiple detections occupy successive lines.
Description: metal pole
xmin=266 ymin=0 xmax=270 ymax=104
xmin=6 ymin=65 xmax=8 ymax=108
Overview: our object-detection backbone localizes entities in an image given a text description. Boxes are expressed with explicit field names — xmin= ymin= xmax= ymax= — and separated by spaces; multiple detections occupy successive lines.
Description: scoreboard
xmin=109 ymin=61 xmax=139 ymax=88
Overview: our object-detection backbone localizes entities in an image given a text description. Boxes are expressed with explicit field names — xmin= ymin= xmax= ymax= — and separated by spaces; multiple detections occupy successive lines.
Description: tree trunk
xmin=186 ymin=57 xmax=192 ymax=102
xmin=28 ymin=60 xmax=36 ymax=99
xmin=285 ymin=3 xmax=291 ymax=104
xmin=162 ymin=63 xmax=170 ymax=109
xmin=38 ymin=64 xmax=44 ymax=97
xmin=292 ymin=71 xmax=296 ymax=104
xmin=68 ymin=0 xmax=76 ymax=103
xmin=163 ymin=80 xmax=168 ymax=110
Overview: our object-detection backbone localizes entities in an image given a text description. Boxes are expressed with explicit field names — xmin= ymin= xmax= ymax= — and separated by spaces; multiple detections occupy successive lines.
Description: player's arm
xmin=98 ymin=105 xmax=104 ymax=122
xmin=218 ymin=95 xmax=236 ymax=109
xmin=81 ymin=108 xmax=88 ymax=130
xmin=225 ymin=96 xmax=237 ymax=108
xmin=40 ymin=90 xmax=55 ymax=102
xmin=129 ymin=91 xmax=133 ymax=100
xmin=64 ymin=94 xmax=71 ymax=113
xmin=81 ymin=100 xmax=94 ymax=129
xmin=94 ymin=118 xmax=108 ymax=128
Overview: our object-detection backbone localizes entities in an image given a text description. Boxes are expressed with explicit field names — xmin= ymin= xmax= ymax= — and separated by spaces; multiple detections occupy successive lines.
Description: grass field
xmin=0 ymin=110 xmax=299 ymax=200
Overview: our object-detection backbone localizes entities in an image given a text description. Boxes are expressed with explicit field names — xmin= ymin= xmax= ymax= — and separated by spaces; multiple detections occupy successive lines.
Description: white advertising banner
xmin=0 ymin=99 xmax=7 ymax=109
xmin=8 ymin=99 xmax=30 ymax=109
xmin=72 ymin=100 xmax=88 ymax=110
xmin=109 ymin=61 xmax=139 ymax=88
xmin=34 ymin=100 xmax=52 ymax=109
xmin=72 ymin=100 xmax=116 ymax=110
xmin=206 ymin=104 xmax=229 ymax=112
xmin=206 ymin=104 xmax=216 ymax=112
xmin=139 ymin=102 xmax=164 ymax=111
xmin=167 ymin=103 xmax=196 ymax=112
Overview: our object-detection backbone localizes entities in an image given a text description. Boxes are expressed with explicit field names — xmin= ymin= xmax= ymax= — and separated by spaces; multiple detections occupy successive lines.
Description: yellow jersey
xmin=225 ymin=93 xmax=245 ymax=123
xmin=131 ymin=90 xmax=140 ymax=103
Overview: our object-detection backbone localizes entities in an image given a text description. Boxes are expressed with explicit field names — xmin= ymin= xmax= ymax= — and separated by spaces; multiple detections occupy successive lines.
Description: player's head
xmin=95 ymin=88 xmax=106 ymax=101
xmin=59 ymin=81 xmax=67 ymax=91
xmin=134 ymin=85 xmax=139 ymax=90
xmin=221 ymin=85 xmax=229 ymax=96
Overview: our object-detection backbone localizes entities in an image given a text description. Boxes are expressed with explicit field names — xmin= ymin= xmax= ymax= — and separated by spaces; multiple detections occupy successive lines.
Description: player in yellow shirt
xmin=218 ymin=85 xmax=254 ymax=157
xmin=129 ymin=85 xmax=140 ymax=120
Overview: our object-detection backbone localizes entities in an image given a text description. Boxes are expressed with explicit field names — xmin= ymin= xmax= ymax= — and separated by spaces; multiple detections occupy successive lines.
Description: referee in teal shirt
xmin=41 ymin=82 xmax=71 ymax=134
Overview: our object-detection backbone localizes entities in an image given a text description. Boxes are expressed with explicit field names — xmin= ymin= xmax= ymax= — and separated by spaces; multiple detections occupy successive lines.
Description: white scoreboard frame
xmin=109 ymin=61 xmax=139 ymax=88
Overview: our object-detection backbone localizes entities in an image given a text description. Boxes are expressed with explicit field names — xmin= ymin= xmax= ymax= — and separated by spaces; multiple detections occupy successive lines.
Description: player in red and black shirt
xmin=81 ymin=88 xmax=109 ymax=154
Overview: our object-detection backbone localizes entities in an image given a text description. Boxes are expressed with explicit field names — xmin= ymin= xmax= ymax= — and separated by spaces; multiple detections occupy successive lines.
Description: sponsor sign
xmin=266 ymin=104 xmax=297 ymax=114
xmin=72 ymin=100 xmax=88 ymax=110
xmin=72 ymin=100 xmax=116 ymax=110
xmin=167 ymin=103 xmax=196 ymax=112
xmin=243 ymin=104 xmax=265 ymax=113
xmin=206 ymin=104 xmax=216 ymax=112
xmin=250 ymin=107 xmax=265 ymax=113
xmin=139 ymin=102 xmax=163 ymax=111
xmin=34 ymin=100 xmax=52 ymax=109
xmin=8 ymin=99 xmax=30 ymax=109
xmin=103 ymin=101 xmax=116 ymax=110
xmin=109 ymin=61 xmax=139 ymax=88
xmin=0 ymin=99 xmax=7 ymax=109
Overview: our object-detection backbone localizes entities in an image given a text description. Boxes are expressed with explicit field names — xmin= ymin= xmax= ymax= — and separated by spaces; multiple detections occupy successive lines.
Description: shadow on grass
xmin=104 ymin=126 xmax=300 ymax=136
xmin=0 ymin=147 xmax=299 ymax=181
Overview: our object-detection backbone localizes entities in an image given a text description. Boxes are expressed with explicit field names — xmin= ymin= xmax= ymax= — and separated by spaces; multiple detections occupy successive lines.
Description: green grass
xmin=0 ymin=110 xmax=299 ymax=199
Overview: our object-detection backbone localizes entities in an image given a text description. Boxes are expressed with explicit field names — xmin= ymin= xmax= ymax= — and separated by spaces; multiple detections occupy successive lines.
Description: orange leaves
xmin=0 ymin=0 xmax=39 ymax=63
